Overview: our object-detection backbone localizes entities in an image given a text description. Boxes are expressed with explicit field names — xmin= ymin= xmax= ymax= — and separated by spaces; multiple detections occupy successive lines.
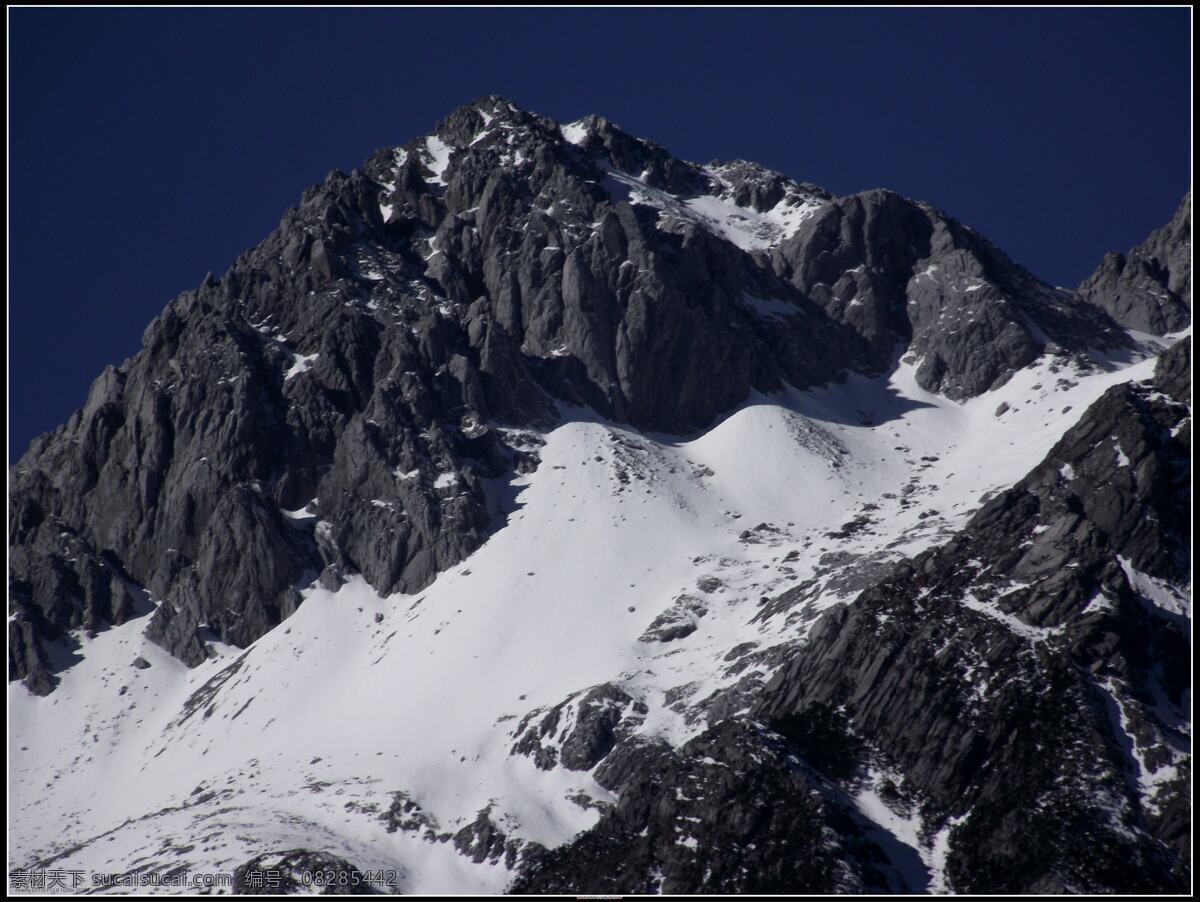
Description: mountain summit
xmin=8 ymin=98 xmax=1191 ymax=894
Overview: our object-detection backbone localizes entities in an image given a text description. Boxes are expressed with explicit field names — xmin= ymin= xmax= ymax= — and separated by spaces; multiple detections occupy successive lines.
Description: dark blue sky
xmin=9 ymin=7 xmax=1191 ymax=457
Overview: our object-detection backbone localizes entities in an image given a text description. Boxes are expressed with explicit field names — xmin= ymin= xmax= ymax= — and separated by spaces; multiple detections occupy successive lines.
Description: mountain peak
xmin=1077 ymin=189 xmax=1191 ymax=334
xmin=9 ymin=96 xmax=1191 ymax=896
xmin=432 ymin=95 xmax=553 ymax=150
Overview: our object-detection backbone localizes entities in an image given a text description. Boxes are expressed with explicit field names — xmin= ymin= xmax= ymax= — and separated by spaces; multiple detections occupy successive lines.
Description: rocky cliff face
xmin=1078 ymin=191 xmax=1192 ymax=334
xmin=7 ymin=97 xmax=1191 ymax=895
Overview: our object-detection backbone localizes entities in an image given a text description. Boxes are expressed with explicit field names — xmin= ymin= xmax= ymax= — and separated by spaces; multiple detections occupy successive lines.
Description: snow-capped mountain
xmin=8 ymin=96 xmax=1191 ymax=894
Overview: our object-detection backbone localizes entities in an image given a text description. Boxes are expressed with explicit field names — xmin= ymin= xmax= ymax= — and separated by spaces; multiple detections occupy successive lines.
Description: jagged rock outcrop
xmin=773 ymin=189 xmax=1129 ymax=399
xmin=512 ymin=722 xmax=854 ymax=894
xmin=452 ymin=805 xmax=538 ymax=869
xmin=638 ymin=594 xmax=707 ymax=642
xmin=511 ymin=682 xmax=647 ymax=771
xmin=1154 ymin=330 xmax=1191 ymax=401
xmin=1078 ymin=191 xmax=1191 ymax=334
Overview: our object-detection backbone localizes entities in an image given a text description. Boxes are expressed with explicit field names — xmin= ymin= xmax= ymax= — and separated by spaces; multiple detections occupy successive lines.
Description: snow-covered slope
xmin=9 ymin=334 xmax=1178 ymax=893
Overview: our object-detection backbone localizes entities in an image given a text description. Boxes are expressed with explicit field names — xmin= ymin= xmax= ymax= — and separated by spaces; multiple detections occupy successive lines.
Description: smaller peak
xmin=439 ymin=95 xmax=537 ymax=128
xmin=466 ymin=94 xmax=524 ymax=118
xmin=555 ymin=114 xmax=656 ymax=158
xmin=435 ymin=96 xmax=549 ymax=148
xmin=706 ymin=159 xmax=830 ymax=210
xmin=576 ymin=113 xmax=611 ymax=129
xmin=1166 ymin=188 xmax=1191 ymax=228
xmin=558 ymin=116 xmax=595 ymax=146
xmin=560 ymin=113 xmax=634 ymax=144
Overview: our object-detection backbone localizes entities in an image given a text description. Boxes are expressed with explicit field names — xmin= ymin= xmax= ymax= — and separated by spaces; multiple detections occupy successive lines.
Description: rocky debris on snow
xmin=511 ymin=682 xmax=647 ymax=772
xmin=638 ymin=595 xmax=708 ymax=642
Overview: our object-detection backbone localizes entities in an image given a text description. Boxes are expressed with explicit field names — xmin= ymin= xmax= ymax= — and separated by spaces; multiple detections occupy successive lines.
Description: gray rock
xmin=1153 ymin=334 xmax=1191 ymax=402
xmin=144 ymin=603 xmax=209 ymax=668
xmin=774 ymin=188 xmax=1130 ymax=399
xmin=451 ymin=803 xmax=542 ymax=870
xmin=559 ymin=684 xmax=643 ymax=771
xmin=1078 ymin=191 xmax=1191 ymax=334
xmin=513 ymin=722 xmax=864 ymax=894
xmin=638 ymin=595 xmax=708 ymax=642
xmin=378 ymin=790 xmax=440 ymax=837
xmin=511 ymin=682 xmax=646 ymax=772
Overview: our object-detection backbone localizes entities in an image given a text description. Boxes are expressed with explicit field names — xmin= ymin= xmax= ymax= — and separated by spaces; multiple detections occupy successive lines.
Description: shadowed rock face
xmin=512 ymin=722 xmax=849 ymax=894
xmin=0 ymin=96 xmax=1176 ymax=703
xmin=1078 ymin=192 xmax=1192 ymax=335
xmin=773 ymin=189 xmax=1129 ymax=399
